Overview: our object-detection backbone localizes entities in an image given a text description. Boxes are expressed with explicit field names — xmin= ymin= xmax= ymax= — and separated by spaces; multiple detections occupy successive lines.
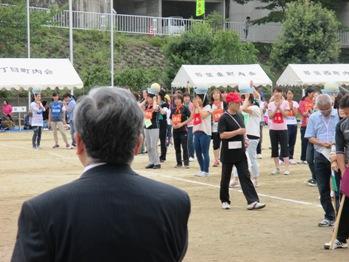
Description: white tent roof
xmin=0 ymin=58 xmax=83 ymax=90
xmin=171 ymin=64 xmax=272 ymax=88
xmin=277 ymin=64 xmax=349 ymax=87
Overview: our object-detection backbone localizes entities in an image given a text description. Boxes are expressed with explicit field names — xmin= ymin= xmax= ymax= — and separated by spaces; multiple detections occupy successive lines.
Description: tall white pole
xmin=27 ymin=0 xmax=31 ymax=110
xmin=69 ymin=0 xmax=74 ymax=95
xmin=110 ymin=0 xmax=114 ymax=88
xmin=27 ymin=0 xmax=30 ymax=58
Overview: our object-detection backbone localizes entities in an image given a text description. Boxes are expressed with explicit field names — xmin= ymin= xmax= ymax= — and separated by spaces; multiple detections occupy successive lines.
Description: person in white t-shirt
xmin=30 ymin=93 xmax=46 ymax=149
xmin=192 ymin=87 xmax=212 ymax=177
xmin=285 ymin=90 xmax=299 ymax=164
xmin=210 ymin=89 xmax=225 ymax=167
xmin=241 ymin=92 xmax=261 ymax=186
xmin=268 ymin=87 xmax=290 ymax=175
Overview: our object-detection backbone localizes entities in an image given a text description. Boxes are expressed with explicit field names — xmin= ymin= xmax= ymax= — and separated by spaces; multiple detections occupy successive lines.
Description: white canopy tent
xmin=0 ymin=58 xmax=83 ymax=111
xmin=171 ymin=64 xmax=272 ymax=89
xmin=277 ymin=64 xmax=349 ymax=87
xmin=0 ymin=58 xmax=83 ymax=90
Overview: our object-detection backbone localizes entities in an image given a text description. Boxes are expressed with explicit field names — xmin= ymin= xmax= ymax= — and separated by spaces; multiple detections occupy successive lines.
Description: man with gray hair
xmin=305 ymin=94 xmax=339 ymax=227
xmin=12 ymin=88 xmax=191 ymax=262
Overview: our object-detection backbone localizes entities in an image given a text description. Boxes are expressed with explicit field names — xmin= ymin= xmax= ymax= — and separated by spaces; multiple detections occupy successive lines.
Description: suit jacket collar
xmin=80 ymin=163 xmax=135 ymax=179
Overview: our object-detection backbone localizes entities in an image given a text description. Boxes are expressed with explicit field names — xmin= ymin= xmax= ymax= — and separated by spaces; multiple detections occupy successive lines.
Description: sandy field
xmin=0 ymin=129 xmax=348 ymax=262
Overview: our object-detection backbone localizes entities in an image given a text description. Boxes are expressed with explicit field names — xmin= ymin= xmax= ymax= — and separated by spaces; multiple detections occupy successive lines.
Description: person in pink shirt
xmin=268 ymin=87 xmax=290 ymax=175
xmin=2 ymin=100 xmax=13 ymax=121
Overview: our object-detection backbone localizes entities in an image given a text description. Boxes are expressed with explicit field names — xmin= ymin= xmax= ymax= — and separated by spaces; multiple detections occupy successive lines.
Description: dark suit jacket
xmin=11 ymin=164 xmax=191 ymax=262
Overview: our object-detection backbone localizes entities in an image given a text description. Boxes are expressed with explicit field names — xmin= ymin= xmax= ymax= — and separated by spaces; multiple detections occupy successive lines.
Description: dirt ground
xmin=0 ymin=129 xmax=348 ymax=262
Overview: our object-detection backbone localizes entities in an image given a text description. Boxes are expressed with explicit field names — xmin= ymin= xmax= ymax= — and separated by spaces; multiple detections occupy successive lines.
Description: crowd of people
xmin=136 ymin=82 xmax=349 ymax=248
xmin=6 ymin=83 xmax=349 ymax=261
xmin=2 ymin=82 xmax=348 ymax=251
xmin=29 ymin=92 xmax=76 ymax=149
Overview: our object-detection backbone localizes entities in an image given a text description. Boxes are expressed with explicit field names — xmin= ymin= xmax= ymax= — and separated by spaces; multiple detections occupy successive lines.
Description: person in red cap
xmin=218 ymin=92 xmax=266 ymax=210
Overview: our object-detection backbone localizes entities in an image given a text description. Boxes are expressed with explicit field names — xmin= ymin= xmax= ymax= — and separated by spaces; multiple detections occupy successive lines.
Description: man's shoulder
xmin=26 ymin=166 xmax=189 ymax=213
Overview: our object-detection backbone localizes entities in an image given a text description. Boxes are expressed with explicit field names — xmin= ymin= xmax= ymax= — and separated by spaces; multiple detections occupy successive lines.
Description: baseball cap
xmin=226 ymin=92 xmax=242 ymax=104
xmin=147 ymin=82 xmax=161 ymax=96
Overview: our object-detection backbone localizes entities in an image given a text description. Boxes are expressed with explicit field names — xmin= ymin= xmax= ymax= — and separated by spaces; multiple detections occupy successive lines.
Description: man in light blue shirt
xmin=63 ymin=93 xmax=76 ymax=147
xmin=305 ymin=94 xmax=339 ymax=227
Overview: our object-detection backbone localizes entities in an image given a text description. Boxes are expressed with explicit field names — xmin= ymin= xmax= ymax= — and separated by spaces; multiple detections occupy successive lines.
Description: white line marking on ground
xmin=140 ymin=171 xmax=322 ymax=208
xmin=1 ymin=141 xmax=322 ymax=209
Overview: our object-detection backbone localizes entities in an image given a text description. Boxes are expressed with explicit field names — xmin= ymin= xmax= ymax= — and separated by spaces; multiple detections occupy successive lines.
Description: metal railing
xmin=3 ymin=5 xmax=348 ymax=45
xmin=28 ymin=6 xmax=201 ymax=36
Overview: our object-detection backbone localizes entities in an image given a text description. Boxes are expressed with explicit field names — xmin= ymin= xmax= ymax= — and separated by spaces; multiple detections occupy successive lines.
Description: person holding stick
xmin=324 ymin=94 xmax=349 ymax=249
xmin=305 ymin=94 xmax=340 ymax=227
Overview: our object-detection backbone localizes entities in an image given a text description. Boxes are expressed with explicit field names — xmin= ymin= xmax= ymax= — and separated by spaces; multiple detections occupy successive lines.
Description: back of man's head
xmin=74 ymin=88 xmax=144 ymax=165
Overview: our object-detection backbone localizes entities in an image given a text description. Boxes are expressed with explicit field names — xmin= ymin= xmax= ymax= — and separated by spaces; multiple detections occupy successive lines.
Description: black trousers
xmin=32 ymin=126 xmax=42 ymax=148
xmin=173 ymin=131 xmax=189 ymax=166
xmin=314 ymin=152 xmax=336 ymax=221
xmin=159 ymin=121 xmax=167 ymax=161
xmin=220 ymin=157 xmax=259 ymax=205
xmin=287 ymin=125 xmax=297 ymax=159
xmin=338 ymin=196 xmax=349 ymax=243
xmin=300 ymin=127 xmax=307 ymax=161
xmin=269 ymin=130 xmax=289 ymax=158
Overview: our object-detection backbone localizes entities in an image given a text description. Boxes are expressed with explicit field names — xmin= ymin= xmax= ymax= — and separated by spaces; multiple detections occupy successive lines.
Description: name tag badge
xmin=228 ymin=141 xmax=242 ymax=150
xmin=144 ymin=119 xmax=152 ymax=128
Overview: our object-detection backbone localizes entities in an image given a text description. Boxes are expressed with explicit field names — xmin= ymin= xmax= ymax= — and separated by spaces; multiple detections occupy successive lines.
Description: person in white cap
xmin=192 ymin=87 xmax=212 ymax=177
xmin=140 ymin=83 xmax=161 ymax=169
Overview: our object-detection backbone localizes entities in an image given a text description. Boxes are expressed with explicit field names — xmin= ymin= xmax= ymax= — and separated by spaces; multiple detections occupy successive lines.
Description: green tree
xmin=116 ymin=67 xmax=163 ymax=91
xmin=163 ymin=22 xmax=258 ymax=86
xmin=211 ymin=30 xmax=258 ymax=64
xmin=233 ymin=0 xmax=347 ymax=24
xmin=270 ymin=0 xmax=340 ymax=72
xmin=0 ymin=1 xmax=56 ymax=57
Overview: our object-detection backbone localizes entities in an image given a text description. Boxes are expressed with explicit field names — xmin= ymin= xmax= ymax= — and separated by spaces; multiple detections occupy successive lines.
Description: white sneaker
xmin=222 ymin=202 xmax=230 ymax=210
xmin=189 ymin=157 xmax=195 ymax=162
xmin=284 ymin=170 xmax=290 ymax=176
xmin=247 ymin=201 xmax=266 ymax=210
xmin=257 ymin=154 xmax=262 ymax=159
xmin=289 ymin=159 xmax=297 ymax=165
xmin=324 ymin=239 xmax=348 ymax=250
xmin=271 ymin=168 xmax=280 ymax=175
xmin=194 ymin=171 xmax=207 ymax=177
xmin=229 ymin=179 xmax=240 ymax=188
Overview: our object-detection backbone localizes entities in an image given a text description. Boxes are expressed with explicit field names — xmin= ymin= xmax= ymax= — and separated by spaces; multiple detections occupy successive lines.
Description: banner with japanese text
xmin=196 ymin=0 xmax=205 ymax=17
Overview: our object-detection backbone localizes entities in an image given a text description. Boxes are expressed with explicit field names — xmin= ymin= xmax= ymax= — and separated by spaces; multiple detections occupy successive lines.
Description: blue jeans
xmin=194 ymin=131 xmax=211 ymax=173
xmin=187 ymin=126 xmax=195 ymax=158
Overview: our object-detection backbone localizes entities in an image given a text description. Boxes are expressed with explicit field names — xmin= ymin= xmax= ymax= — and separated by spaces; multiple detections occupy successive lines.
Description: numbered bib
xmin=273 ymin=111 xmax=284 ymax=124
xmin=193 ymin=113 xmax=202 ymax=126
xmin=144 ymin=110 xmax=153 ymax=120
xmin=172 ymin=114 xmax=182 ymax=125
xmin=212 ymin=108 xmax=224 ymax=123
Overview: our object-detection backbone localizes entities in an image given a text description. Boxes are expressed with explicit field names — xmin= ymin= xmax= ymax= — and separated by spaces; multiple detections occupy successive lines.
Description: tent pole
xmin=26 ymin=0 xmax=30 ymax=58
xmin=110 ymin=0 xmax=114 ymax=88
xmin=28 ymin=90 xmax=31 ymax=112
